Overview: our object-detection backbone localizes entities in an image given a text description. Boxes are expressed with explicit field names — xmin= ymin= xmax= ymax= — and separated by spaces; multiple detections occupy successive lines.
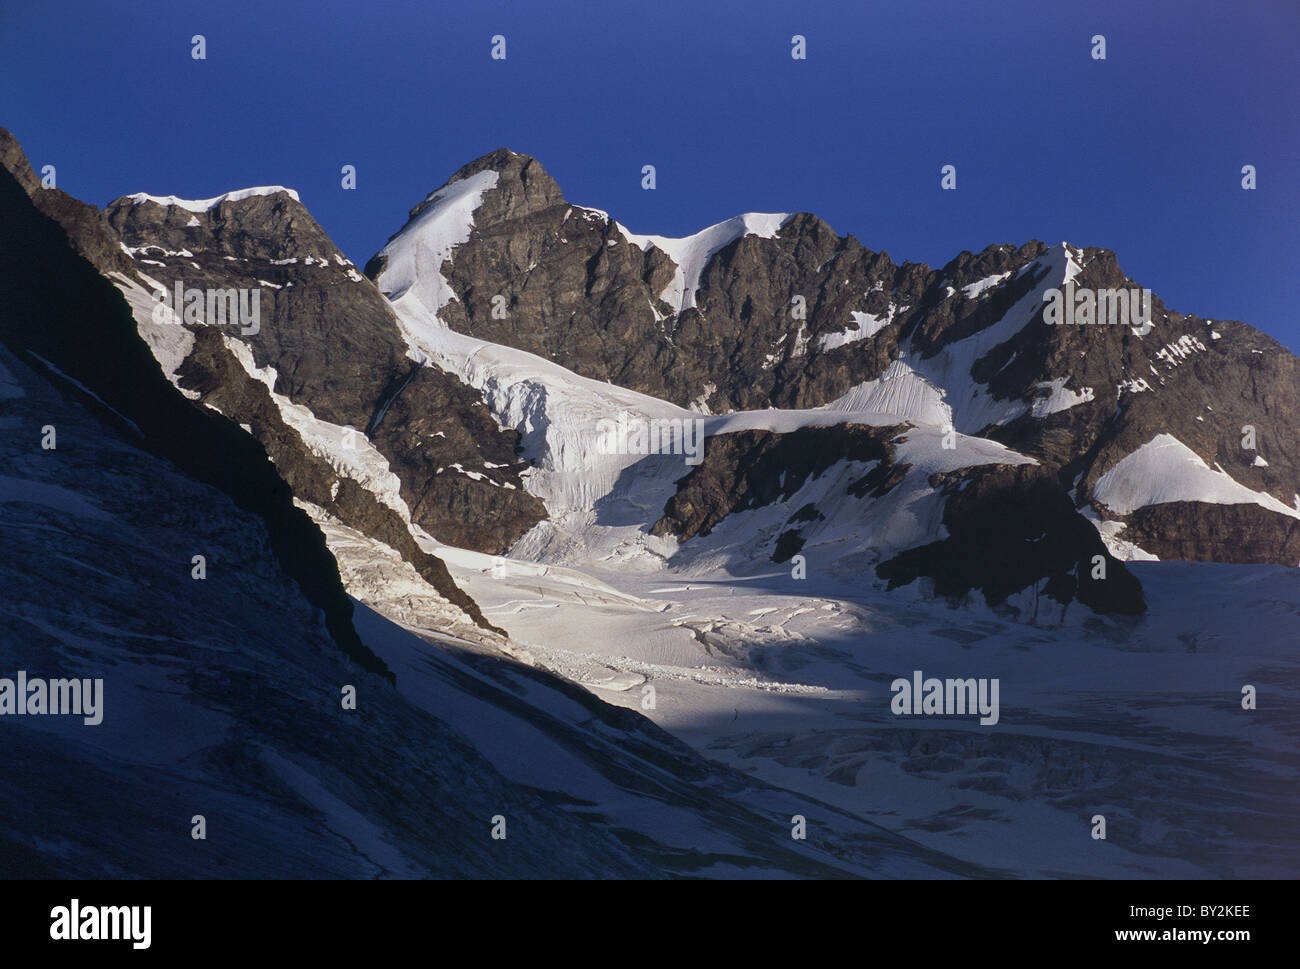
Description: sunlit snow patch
xmin=1094 ymin=434 xmax=1300 ymax=520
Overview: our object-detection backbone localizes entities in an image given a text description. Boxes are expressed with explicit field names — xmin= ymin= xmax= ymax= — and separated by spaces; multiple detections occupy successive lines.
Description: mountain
xmin=3 ymin=128 xmax=1297 ymax=878
xmin=366 ymin=148 xmax=1300 ymax=573
xmin=13 ymin=133 xmax=1296 ymax=621
xmin=0 ymin=132 xmax=993 ymax=879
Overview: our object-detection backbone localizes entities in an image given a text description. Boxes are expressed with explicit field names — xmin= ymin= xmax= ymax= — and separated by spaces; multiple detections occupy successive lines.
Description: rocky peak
xmin=0 ymin=126 xmax=41 ymax=196
xmin=363 ymin=149 xmax=1300 ymax=568
xmin=406 ymin=147 xmax=564 ymax=228
xmin=105 ymin=187 xmax=337 ymax=264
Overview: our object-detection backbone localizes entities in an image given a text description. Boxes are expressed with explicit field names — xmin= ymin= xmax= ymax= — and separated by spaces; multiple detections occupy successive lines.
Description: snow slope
xmin=1094 ymin=433 xmax=1300 ymax=521
xmin=616 ymin=212 xmax=792 ymax=314
xmin=2 ymin=343 xmax=982 ymax=879
xmin=372 ymin=169 xmax=500 ymax=316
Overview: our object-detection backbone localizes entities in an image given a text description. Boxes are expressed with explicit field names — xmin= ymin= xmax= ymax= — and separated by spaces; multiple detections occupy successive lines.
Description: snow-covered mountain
xmin=365 ymin=147 xmax=1300 ymax=573
xmin=0 ymin=138 xmax=991 ymax=879
xmin=2 ymin=127 xmax=1297 ymax=878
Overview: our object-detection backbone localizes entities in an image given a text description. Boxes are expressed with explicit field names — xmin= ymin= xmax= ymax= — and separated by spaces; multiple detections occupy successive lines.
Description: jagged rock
xmin=100 ymin=182 xmax=546 ymax=558
xmin=651 ymin=424 xmax=904 ymax=541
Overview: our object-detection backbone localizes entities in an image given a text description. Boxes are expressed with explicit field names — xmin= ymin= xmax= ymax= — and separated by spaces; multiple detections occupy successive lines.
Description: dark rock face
xmin=370 ymin=151 xmax=917 ymax=412
xmin=174 ymin=328 xmax=504 ymax=634
xmin=9 ymin=124 xmax=1296 ymax=589
xmin=0 ymin=128 xmax=545 ymax=640
xmin=651 ymin=424 xmax=903 ymax=542
xmin=876 ymin=465 xmax=1146 ymax=616
xmin=104 ymin=188 xmax=393 ymax=429
xmin=0 ymin=158 xmax=390 ymax=678
xmin=369 ymin=151 xmax=1048 ymax=416
xmin=1121 ymin=502 xmax=1300 ymax=566
xmin=979 ymin=250 xmax=1300 ymax=568
xmin=100 ymin=184 xmax=546 ymax=559
xmin=369 ymin=149 xmax=696 ymax=401
xmin=366 ymin=364 xmax=542 ymax=553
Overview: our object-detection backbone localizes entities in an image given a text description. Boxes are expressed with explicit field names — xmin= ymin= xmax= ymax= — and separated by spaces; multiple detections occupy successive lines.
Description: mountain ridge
xmin=369 ymin=147 xmax=1300 ymax=572
xmin=5 ymin=127 xmax=1296 ymax=641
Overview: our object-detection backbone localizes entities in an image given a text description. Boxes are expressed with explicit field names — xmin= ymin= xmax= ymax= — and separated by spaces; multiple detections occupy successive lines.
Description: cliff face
xmin=0 ymin=127 xmax=539 ymax=644
xmin=100 ymin=178 xmax=546 ymax=557
xmin=0 ymin=149 xmax=390 ymax=678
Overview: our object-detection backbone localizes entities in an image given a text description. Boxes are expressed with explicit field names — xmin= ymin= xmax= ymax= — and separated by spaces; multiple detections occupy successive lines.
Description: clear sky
xmin=3 ymin=0 xmax=1297 ymax=349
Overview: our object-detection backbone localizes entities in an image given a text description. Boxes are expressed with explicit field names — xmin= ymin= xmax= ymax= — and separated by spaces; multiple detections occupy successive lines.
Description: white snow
xmin=617 ymin=212 xmax=791 ymax=314
xmin=826 ymin=358 xmax=951 ymax=426
xmin=818 ymin=308 xmax=893 ymax=351
xmin=372 ymin=169 xmax=500 ymax=317
xmin=1080 ymin=509 xmax=1160 ymax=561
xmin=824 ymin=247 xmax=1073 ymax=434
xmin=1154 ymin=334 xmax=1208 ymax=368
xmin=1094 ymin=434 xmax=1300 ymax=520
xmin=108 ymin=274 xmax=199 ymax=398
xmin=121 ymin=244 xmax=194 ymax=258
xmin=123 ymin=186 xmax=300 ymax=213
xmin=962 ymin=271 xmax=1010 ymax=299
xmin=1030 ymin=378 xmax=1095 ymax=417
xmin=830 ymin=243 xmax=1077 ymax=435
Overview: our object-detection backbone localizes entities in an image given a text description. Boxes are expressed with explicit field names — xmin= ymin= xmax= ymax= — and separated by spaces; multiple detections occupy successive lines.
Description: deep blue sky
xmin=3 ymin=0 xmax=1297 ymax=349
